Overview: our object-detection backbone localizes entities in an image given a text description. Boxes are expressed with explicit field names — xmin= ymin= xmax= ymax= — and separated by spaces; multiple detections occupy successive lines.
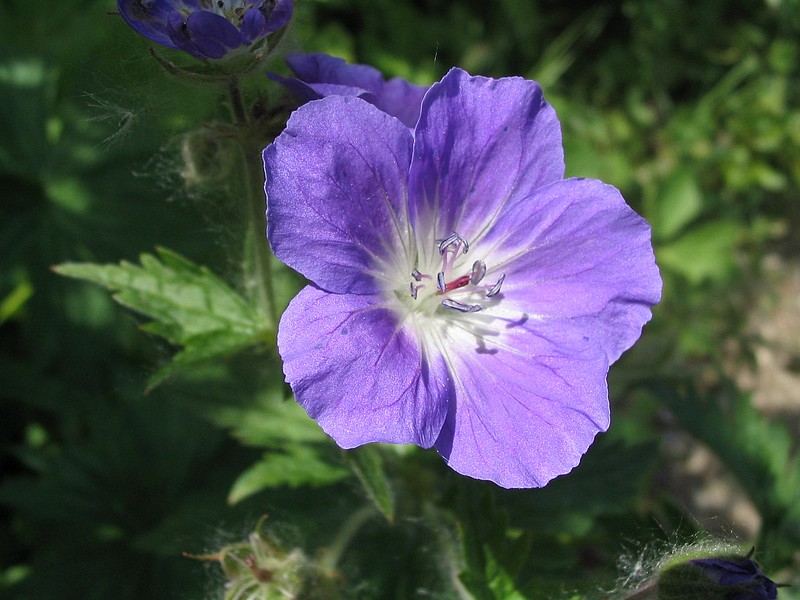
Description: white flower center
xmin=402 ymin=231 xmax=505 ymax=318
xmin=202 ymin=0 xmax=263 ymax=22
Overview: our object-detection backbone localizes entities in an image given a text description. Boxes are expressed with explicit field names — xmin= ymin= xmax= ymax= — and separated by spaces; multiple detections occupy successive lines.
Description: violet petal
xmin=279 ymin=286 xmax=450 ymax=448
xmin=484 ymin=177 xmax=661 ymax=363
xmin=408 ymin=67 xmax=564 ymax=241
xmin=265 ymin=96 xmax=413 ymax=295
xmin=433 ymin=314 xmax=611 ymax=488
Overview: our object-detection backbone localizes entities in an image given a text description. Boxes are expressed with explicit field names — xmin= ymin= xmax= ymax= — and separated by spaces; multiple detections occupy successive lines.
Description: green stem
xmin=228 ymin=78 xmax=278 ymax=329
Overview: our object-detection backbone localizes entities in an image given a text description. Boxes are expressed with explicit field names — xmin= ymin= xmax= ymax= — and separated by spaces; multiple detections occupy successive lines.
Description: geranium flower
xmin=263 ymin=67 xmax=661 ymax=488
xmin=268 ymin=53 xmax=428 ymax=128
xmin=117 ymin=0 xmax=292 ymax=60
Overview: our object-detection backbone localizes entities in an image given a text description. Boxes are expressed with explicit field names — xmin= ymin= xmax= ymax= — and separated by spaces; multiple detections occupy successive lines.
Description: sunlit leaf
xmin=653 ymin=168 xmax=704 ymax=240
xmin=55 ymin=247 xmax=270 ymax=387
xmin=657 ymin=220 xmax=741 ymax=284
xmin=228 ymin=447 xmax=350 ymax=505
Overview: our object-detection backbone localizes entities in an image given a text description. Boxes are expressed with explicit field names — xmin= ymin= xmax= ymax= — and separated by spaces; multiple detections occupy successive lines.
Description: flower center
xmin=203 ymin=0 xmax=259 ymax=22
xmin=408 ymin=231 xmax=505 ymax=314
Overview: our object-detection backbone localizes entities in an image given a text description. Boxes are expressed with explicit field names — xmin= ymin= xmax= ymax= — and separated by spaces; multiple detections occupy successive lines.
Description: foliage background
xmin=2 ymin=0 xmax=800 ymax=598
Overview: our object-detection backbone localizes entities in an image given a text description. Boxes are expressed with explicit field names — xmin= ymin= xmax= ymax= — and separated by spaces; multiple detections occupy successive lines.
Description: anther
xmin=486 ymin=274 xmax=506 ymax=298
xmin=438 ymin=232 xmax=458 ymax=254
xmin=436 ymin=272 xmax=446 ymax=293
xmin=411 ymin=268 xmax=423 ymax=282
xmin=470 ymin=260 xmax=486 ymax=285
xmin=438 ymin=231 xmax=469 ymax=255
xmin=410 ymin=283 xmax=419 ymax=300
xmin=441 ymin=299 xmax=482 ymax=313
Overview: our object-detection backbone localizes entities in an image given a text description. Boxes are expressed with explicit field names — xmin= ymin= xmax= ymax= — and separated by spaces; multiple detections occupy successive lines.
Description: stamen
xmin=437 ymin=232 xmax=458 ymax=254
xmin=470 ymin=260 xmax=486 ymax=285
xmin=438 ymin=231 xmax=469 ymax=255
xmin=406 ymin=234 xmax=505 ymax=315
xmin=441 ymin=299 xmax=482 ymax=313
xmin=486 ymin=274 xmax=506 ymax=298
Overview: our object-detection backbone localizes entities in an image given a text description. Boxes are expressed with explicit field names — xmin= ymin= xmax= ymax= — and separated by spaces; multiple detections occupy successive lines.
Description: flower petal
xmin=241 ymin=0 xmax=293 ymax=42
xmin=267 ymin=71 xmax=376 ymax=105
xmin=433 ymin=316 xmax=611 ymax=488
xmin=375 ymin=77 xmax=428 ymax=129
xmin=168 ymin=10 xmax=244 ymax=59
xmin=240 ymin=7 xmax=267 ymax=42
xmin=269 ymin=54 xmax=428 ymax=127
xmin=285 ymin=53 xmax=385 ymax=93
xmin=408 ymin=67 xmax=564 ymax=242
xmin=279 ymin=286 xmax=450 ymax=448
xmin=267 ymin=54 xmax=382 ymax=107
xmin=479 ymin=177 xmax=661 ymax=363
xmin=265 ymin=96 xmax=414 ymax=294
xmin=261 ymin=0 xmax=293 ymax=34
xmin=116 ymin=0 xmax=175 ymax=47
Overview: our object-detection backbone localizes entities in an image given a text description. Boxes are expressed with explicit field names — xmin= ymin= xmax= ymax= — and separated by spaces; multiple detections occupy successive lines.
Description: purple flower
xmin=263 ymin=68 xmax=661 ymax=488
xmin=690 ymin=557 xmax=778 ymax=600
xmin=268 ymin=53 xmax=428 ymax=128
xmin=117 ymin=0 xmax=292 ymax=60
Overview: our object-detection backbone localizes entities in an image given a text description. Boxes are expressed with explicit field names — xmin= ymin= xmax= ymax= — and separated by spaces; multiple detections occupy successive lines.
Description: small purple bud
xmin=625 ymin=550 xmax=782 ymax=600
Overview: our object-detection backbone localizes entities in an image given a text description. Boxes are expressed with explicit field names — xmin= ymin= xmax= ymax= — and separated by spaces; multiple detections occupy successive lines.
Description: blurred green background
xmin=2 ymin=0 xmax=800 ymax=598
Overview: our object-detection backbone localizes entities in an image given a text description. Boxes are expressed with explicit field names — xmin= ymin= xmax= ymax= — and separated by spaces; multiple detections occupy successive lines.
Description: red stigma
xmin=437 ymin=274 xmax=471 ymax=295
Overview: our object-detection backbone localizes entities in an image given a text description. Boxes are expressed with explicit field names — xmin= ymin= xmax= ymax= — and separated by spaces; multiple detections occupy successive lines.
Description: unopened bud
xmin=179 ymin=127 xmax=237 ymax=190
xmin=621 ymin=548 xmax=780 ymax=600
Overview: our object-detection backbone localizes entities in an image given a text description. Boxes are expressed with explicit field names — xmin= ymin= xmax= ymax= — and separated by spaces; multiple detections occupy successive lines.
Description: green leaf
xmin=657 ymin=220 xmax=741 ymax=284
xmin=496 ymin=439 xmax=659 ymax=536
xmin=345 ymin=446 xmax=396 ymax=523
xmin=227 ymin=446 xmax=350 ymax=505
xmin=54 ymin=247 xmax=269 ymax=388
xmin=456 ymin=484 xmax=532 ymax=600
xmin=653 ymin=168 xmax=704 ymax=240
xmin=207 ymin=389 xmax=328 ymax=448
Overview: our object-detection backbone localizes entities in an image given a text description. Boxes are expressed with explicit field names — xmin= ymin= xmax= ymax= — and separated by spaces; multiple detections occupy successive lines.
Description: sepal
xmin=186 ymin=517 xmax=343 ymax=600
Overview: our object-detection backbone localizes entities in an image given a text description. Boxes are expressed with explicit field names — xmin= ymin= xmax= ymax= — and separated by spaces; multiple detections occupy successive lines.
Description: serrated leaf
xmin=146 ymin=329 xmax=265 ymax=391
xmin=228 ymin=446 xmax=350 ymax=505
xmin=55 ymin=247 xmax=270 ymax=387
xmin=345 ymin=446 xmax=395 ymax=523
xmin=207 ymin=390 xmax=328 ymax=447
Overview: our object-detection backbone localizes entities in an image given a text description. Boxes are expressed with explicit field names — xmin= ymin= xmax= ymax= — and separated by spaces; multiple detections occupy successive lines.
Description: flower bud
xmin=178 ymin=126 xmax=237 ymax=190
xmin=621 ymin=548 xmax=779 ymax=600
xmin=187 ymin=518 xmax=343 ymax=600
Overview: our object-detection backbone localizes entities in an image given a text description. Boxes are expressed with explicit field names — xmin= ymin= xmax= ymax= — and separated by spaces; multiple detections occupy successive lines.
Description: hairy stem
xmin=228 ymin=78 xmax=278 ymax=328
